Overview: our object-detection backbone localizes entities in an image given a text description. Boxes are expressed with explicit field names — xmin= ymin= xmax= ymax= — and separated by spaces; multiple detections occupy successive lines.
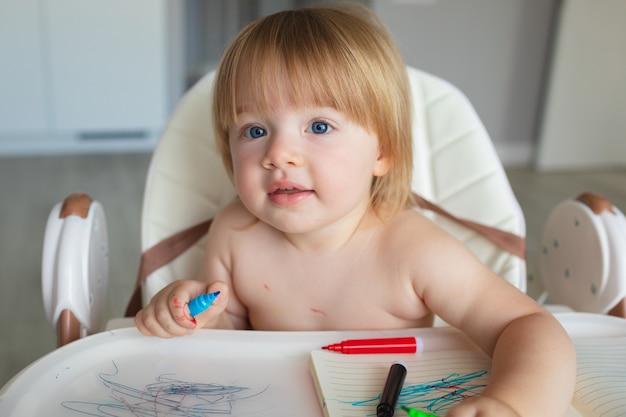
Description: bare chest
xmin=229 ymin=243 xmax=432 ymax=330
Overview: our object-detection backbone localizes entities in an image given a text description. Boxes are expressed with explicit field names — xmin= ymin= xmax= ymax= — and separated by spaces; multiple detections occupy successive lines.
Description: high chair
xmin=42 ymin=66 xmax=527 ymax=347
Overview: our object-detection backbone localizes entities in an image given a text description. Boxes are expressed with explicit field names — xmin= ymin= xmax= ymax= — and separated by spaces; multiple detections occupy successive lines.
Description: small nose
xmin=261 ymin=133 xmax=303 ymax=169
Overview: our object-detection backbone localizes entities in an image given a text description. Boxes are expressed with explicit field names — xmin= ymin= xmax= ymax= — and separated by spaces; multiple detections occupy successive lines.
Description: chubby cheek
xmin=319 ymin=155 xmax=375 ymax=200
xmin=232 ymin=158 xmax=262 ymax=207
xmin=233 ymin=174 xmax=255 ymax=205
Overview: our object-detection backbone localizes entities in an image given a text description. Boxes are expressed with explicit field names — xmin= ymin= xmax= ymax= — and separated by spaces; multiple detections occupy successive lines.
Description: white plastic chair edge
xmin=539 ymin=193 xmax=626 ymax=316
xmin=42 ymin=195 xmax=109 ymax=345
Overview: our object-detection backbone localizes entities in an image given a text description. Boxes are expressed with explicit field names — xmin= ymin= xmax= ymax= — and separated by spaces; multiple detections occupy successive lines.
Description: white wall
xmin=0 ymin=0 xmax=183 ymax=156
xmin=536 ymin=0 xmax=626 ymax=171
xmin=373 ymin=0 xmax=558 ymax=167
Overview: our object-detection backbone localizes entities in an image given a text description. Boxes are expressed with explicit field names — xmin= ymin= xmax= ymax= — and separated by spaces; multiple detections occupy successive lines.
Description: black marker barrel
xmin=377 ymin=361 xmax=407 ymax=417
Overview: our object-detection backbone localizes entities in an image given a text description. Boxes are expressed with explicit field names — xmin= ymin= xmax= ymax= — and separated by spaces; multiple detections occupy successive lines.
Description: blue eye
xmin=244 ymin=126 xmax=266 ymax=139
xmin=308 ymin=121 xmax=331 ymax=135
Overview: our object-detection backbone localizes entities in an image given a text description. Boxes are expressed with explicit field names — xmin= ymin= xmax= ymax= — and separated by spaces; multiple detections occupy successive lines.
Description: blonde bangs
xmin=214 ymin=9 xmax=384 ymax=130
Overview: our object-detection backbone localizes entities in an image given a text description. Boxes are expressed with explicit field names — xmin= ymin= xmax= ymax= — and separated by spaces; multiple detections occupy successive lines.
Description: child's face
xmin=228 ymin=97 xmax=389 ymax=236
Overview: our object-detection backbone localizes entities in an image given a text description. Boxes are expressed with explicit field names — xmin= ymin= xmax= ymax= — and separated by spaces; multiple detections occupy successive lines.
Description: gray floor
xmin=1 ymin=153 xmax=625 ymax=388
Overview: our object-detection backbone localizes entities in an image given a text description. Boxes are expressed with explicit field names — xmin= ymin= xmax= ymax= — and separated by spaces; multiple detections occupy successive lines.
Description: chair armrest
xmin=42 ymin=193 xmax=109 ymax=346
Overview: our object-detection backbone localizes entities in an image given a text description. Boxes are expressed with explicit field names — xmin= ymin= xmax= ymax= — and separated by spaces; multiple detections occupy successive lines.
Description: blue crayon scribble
xmin=342 ymin=370 xmax=488 ymax=416
xmin=61 ymin=361 xmax=269 ymax=416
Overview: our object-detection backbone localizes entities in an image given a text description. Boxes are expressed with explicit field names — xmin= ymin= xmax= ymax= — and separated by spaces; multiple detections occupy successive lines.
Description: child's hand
xmin=445 ymin=396 xmax=521 ymax=417
xmin=134 ymin=280 xmax=228 ymax=338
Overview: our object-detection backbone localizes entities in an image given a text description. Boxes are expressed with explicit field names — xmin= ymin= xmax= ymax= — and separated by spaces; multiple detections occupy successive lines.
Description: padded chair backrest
xmin=139 ymin=67 xmax=526 ymax=305
xmin=407 ymin=68 xmax=526 ymax=291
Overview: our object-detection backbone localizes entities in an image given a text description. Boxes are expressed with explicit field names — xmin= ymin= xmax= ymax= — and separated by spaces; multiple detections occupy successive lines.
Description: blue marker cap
xmin=188 ymin=291 xmax=221 ymax=317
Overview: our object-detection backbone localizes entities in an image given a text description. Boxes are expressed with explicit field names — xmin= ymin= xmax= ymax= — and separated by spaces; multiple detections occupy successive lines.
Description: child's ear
xmin=372 ymin=148 xmax=391 ymax=177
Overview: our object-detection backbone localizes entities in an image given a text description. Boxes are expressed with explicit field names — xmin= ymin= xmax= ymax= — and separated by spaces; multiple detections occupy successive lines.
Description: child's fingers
xmin=134 ymin=280 xmax=202 ymax=337
xmin=134 ymin=299 xmax=192 ymax=338
xmin=134 ymin=280 xmax=229 ymax=337
xmin=445 ymin=396 xmax=521 ymax=417
xmin=167 ymin=288 xmax=199 ymax=329
xmin=134 ymin=305 xmax=178 ymax=338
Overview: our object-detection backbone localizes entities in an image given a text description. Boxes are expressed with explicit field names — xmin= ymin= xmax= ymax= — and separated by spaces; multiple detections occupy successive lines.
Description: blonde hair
xmin=212 ymin=2 xmax=413 ymax=216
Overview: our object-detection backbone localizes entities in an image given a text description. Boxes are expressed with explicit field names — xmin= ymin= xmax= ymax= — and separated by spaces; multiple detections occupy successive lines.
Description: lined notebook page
xmin=573 ymin=337 xmax=626 ymax=417
xmin=309 ymin=350 xmax=491 ymax=417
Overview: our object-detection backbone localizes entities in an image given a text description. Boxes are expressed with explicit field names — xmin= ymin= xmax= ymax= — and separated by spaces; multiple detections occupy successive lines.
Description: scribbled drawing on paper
xmin=61 ymin=361 xmax=270 ymax=416
xmin=348 ymin=370 xmax=489 ymax=415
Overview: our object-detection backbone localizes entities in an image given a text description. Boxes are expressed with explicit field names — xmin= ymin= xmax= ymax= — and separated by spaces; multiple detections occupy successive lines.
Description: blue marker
xmin=188 ymin=291 xmax=221 ymax=317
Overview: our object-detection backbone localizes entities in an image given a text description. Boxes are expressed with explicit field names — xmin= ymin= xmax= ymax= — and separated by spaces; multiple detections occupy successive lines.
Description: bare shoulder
xmin=203 ymin=199 xmax=262 ymax=256
xmin=381 ymin=208 xmax=460 ymax=250
xmin=378 ymin=208 xmax=486 ymax=290
xmin=211 ymin=199 xmax=259 ymax=232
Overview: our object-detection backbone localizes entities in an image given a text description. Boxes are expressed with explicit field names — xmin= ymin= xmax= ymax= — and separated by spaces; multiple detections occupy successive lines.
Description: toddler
xmin=136 ymin=4 xmax=575 ymax=416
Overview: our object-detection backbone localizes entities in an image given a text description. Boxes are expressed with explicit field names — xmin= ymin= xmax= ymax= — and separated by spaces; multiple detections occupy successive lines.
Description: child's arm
xmin=135 ymin=202 xmax=251 ymax=337
xmin=195 ymin=200 xmax=252 ymax=330
xmin=409 ymin=222 xmax=576 ymax=417
xmin=445 ymin=309 xmax=576 ymax=417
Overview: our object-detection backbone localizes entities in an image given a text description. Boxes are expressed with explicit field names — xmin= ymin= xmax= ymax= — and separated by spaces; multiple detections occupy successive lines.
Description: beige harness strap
xmin=125 ymin=219 xmax=213 ymax=316
xmin=411 ymin=194 xmax=526 ymax=260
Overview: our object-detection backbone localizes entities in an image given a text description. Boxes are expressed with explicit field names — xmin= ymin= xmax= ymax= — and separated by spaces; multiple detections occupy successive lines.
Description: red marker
xmin=322 ymin=337 xmax=423 ymax=354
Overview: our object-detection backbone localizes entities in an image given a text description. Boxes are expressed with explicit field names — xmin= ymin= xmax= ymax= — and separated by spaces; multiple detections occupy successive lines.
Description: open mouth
xmin=271 ymin=187 xmax=304 ymax=195
xmin=267 ymin=185 xmax=314 ymax=205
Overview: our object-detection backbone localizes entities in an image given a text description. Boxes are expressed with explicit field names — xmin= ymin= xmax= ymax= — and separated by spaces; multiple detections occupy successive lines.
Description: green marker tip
xmin=400 ymin=405 xmax=440 ymax=417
